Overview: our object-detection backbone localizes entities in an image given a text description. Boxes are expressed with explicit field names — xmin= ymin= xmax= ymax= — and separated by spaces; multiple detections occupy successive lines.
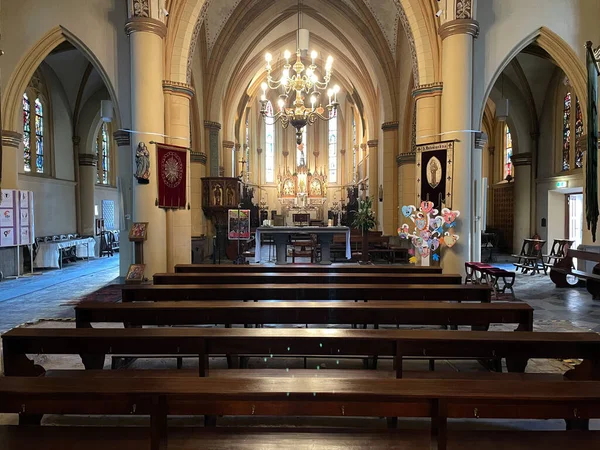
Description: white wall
xmin=18 ymin=175 xmax=76 ymax=237
xmin=94 ymin=185 xmax=120 ymax=230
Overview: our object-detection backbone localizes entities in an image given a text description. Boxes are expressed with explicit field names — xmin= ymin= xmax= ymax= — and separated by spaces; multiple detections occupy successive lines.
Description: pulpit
xmin=201 ymin=177 xmax=241 ymax=259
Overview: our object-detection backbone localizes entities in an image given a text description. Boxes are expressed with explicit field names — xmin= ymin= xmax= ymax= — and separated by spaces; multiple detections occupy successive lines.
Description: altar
xmin=255 ymin=226 xmax=351 ymax=265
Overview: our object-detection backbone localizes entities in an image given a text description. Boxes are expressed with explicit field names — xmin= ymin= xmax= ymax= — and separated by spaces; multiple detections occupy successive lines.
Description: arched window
xmin=574 ymin=97 xmax=584 ymax=169
xmin=265 ymin=101 xmax=275 ymax=183
xmin=22 ymin=71 xmax=50 ymax=174
xmin=328 ymin=110 xmax=338 ymax=183
xmin=96 ymin=122 xmax=111 ymax=184
xmin=245 ymin=114 xmax=250 ymax=175
xmin=504 ymin=124 xmax=513 ymax=179
xmin=352 ymin=110 xmax=357 ymax=182
xmin=23 ymin=94 xmax=32 ymax=172
xmin=560 ymin=83 xmax=584 ymax=172
xmin=562 ymin=92 xmax=572 ymax=171
xmin=297 ymin=126 xmax=307 ymax=166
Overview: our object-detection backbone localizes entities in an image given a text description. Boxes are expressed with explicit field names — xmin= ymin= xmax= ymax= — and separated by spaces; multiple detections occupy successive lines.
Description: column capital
xmin=1 ymin=130 xmax=22 ymax=148
xmin=396 ymin=152 xmax=416 ymax=167
xmin=367 ymin=140 xmax=378 ymax=148
xmin=163 ymin=80 xmax=195 ymax=99
xmin=222 ymin=140 xmax=235 ymax=149
xmin=438 ymin=19 xmax=480 ymax=40
xmin=381 ymin=121 xmax=399 ymax=131
xmin=191 ymin=151 xmax=207 ymax=165
xmin=78 ymin=153 xmax=98 ymax=167
xmin=412 ymin=82 xmax=444 ymax=99
xmin=204 ymin=120 xmax=222 ymax=131
xmin=511 ymin=152 xmax=533 ymax=167
xmin=125 ymin=17 xmax=167 ymax=39
xmin=113 ymin=130 xmax=131 ymax=147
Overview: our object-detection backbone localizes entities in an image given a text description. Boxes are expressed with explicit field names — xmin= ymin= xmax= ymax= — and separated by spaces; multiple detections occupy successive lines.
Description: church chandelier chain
xmin=259 ymin=0 xmax=339 ymax=145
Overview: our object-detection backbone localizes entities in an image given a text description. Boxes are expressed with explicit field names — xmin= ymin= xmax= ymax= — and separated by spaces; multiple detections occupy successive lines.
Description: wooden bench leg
xmin=566 ymin=419 xmax=590 ymax=431
xmin=431 ymin=399 xmax=448 ymax=450
xmin=204 ymin=415 xmax=217 ymax=427
xmin=19 ymin=413 xmax=43 ymax=426
xmin=386 ymin=417 xmax=398 ymax=429
xmin=150 ymin=395 xmax=168 ymax=450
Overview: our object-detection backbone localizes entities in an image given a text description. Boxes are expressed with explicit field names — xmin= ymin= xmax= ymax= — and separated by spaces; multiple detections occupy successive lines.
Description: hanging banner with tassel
xmin=586 ymin=41 xmax=599 ymax=241
xmin=156 ymin=143 xmax=187 ymax=209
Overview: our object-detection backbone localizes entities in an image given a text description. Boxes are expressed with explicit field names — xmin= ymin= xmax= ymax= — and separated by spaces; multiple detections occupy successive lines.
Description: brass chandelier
xmin=259 ymin=0 xmax=339 ymax=145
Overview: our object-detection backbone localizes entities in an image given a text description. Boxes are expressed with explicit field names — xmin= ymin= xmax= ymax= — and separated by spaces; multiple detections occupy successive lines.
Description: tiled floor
xmin=0 ymin=252 xmax=599 ymax=333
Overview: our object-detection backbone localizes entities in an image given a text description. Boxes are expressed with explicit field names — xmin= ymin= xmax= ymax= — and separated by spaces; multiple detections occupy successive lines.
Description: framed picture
xmin=129 ymin=222 xmax=148 ymax=242
xmin=228 ymin=209 xmax=251 ymax=240
xmin=125 ymin=264 xmax=146 ymax=284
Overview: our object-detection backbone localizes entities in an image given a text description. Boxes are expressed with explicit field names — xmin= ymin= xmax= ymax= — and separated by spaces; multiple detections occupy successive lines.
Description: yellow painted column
xmin=1 ymin=131 xmax=22 ymax=189
xmin=114 ymin=130 xmax=134 ymax=277
xmin=381 ymin=122 xmax=399 ymax=235
xmin=77 ymin=149 xmax=98 ymax=238
xmin=367 ymin=139 xmax=378 ymax=220
xmin=126 ymin=17 xmax=168 ymax=275
xmin=439 ymin=19 xmax=479 ymax=275
xmin=163 ymin=81 xmax=195 ymax=271
xmin=204 ymin=121 xmax=221 ymax=177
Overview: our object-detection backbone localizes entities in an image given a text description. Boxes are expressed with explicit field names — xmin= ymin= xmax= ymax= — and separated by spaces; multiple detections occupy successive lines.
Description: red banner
xmin=157 ymin=143 xmax=187 ymax=209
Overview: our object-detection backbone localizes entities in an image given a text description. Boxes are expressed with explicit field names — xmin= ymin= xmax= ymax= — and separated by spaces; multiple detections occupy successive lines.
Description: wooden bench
xmin=153 ymin=272 xmax=464 ymax=286
xmin=174 ymin=263 xmax=443 ymax=274
xmin=75 ymin=300 xmax=534 ymax=331
xmin=2 ymin=376 xmax=600 ymax=450
xmin=4 ymin=328 xmax=598 ymax=378
xmin=464 ymin=262 xmax=516 ymax=300
xmin=121 ymin=283 xmax=492 ymax=303
xmin=550 ymin=249 xmax=600 ymax=298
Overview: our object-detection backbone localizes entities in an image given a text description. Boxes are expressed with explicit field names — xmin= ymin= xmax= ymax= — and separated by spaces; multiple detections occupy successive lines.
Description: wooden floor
xmin=0 ymin=426 xmax=598 ymax=449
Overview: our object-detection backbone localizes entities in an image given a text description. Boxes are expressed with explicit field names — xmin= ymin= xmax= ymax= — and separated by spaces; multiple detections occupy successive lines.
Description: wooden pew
xmin=153 ymin=272 xmax=463 ymax=285
xmin=75 ymin=300 xmax=533 ymax=331
xmin=4 ymin=328 xmax=598 ymax=379
xmin=121 ymin=283 xmax=492 ymax=303
xmin=2 ymin=376 xmax=600 ymax=450
xmin=550 ymin=249 xmax=600 ymax=298
xmin=174 ymin=263 xmax=443 ymax=274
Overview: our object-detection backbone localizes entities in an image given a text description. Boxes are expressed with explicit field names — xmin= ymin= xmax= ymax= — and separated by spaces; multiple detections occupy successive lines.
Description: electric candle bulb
xmin=283 ymin=68 xmax=290 ymax=78
xmin=311 ymin=50 xmax=318 ymax=62
xmin=333 ymin=85 xmax=340 ymax=94
xmin=265 ymin=53 xmax=272 ymax=62
xmin=261 ymin=82 xmax=267 ymax=93
xmin=278 ymin=98 xmax=285 ymax=109
xmin=311 ymin=96 xmax=316 ymax=107
xmin=284 ymin=50 xmax=291 ymax=61
xmin=311 ymin=74 xmax=318 ymax=83
xmin=306 ymin=68 xmax=313 ymax=77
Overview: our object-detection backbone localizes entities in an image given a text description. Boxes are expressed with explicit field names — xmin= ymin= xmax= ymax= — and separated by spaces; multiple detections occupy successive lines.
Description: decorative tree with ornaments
xmin=398 ymin=201 xmax=460 ymax=266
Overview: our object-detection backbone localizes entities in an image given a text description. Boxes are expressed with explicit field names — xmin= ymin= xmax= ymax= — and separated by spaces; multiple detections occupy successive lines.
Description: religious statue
xmin=213 ymin=184 xmax=223 ymax=206
xmin=226 ymin=186 xmax=234 ymax=205
xmin=297 ymin=143 xmax=305 ymax=166
xmin=134 ymin=142 xmax=150 ymax=184
xmin=426 ymin=156 xmax=441 ymax=189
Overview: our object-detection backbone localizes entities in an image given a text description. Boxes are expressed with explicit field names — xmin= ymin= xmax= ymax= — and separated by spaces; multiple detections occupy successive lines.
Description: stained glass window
xmin=23 ymin=94 xmax=31 ymax=172
xmin=352 ymin=111 xmax=357 ymax=181
xmin=562 ymin=92 xmax=572 ymax=171
xmin=265 ymin=101 xmax=275 ymax=183
xmin=297 ymin=127 xmax=307 ymax=166
xmin=504 ymin=124 xmax=513 ymax=179
xmin=328 ymin=110 xmax=338 ymax=183
xmin=34 ymin=98 xmax=44 ymax=173
xmin=575 ymin=97 xmax=584 ymax=169
xmin=96 ymin=122 xmax=110 ymax=184
xmin=245 ymin=115 xmax=250 ymax=175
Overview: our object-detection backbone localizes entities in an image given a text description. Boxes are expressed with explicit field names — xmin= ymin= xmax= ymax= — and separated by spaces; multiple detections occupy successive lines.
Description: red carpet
xmin=60 ymin=284 xmax=123 ymax=306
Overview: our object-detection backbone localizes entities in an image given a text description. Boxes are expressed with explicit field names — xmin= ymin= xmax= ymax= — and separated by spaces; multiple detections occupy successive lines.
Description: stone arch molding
xmin=167 ymin=0 xmax=438 ymax=87
xmin=2 ymin=26 xmax=122 ymax=133
xmin=477 ymin=26 xmax=588 ymax=129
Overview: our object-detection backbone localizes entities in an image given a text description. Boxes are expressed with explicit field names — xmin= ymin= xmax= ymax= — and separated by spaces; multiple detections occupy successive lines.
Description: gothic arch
xmin=2 ymin=26 xmax=122 ymax=133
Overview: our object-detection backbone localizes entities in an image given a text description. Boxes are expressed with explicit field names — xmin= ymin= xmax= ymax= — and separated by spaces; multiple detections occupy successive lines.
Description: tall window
xmin=265 ymin=101 xmax=275 ymax=183
xmin=562 ymin=92 xmax=572 ymax=171
xmin=22 ymin=71 xmax=49 ymax=174
xmin=328 ymin=110 xmax=338 ymax=183
xmin=575 ymin=98 xmax=584 ymax=169
xmin=297 ymin=126 xmax=307 ymax=166
xmin=504 ymin=124 xmax=513 ymax=179
xmin=23 ymin=94 xmax=32 ymax=172
xmin=561 ymin=88 xmax=584 ymax=172
xmin=352 ymin=111 xmax=357 ymax=181
xmin=245 ymin=114 xmax=250 ymax=175
xmin=96 ymin=122 xmax=110 ymax=184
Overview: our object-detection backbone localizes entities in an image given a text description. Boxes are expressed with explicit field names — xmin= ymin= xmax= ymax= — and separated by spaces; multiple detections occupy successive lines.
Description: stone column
xmin=1 ymin=131 xmax=22 ymax=189
xmin=471 ymin=132 xmax=488 ymax=262
xmin=396 ymin=151 xmax=416 ymax=212
xmin=163 ymin=81 xmax=195 ymax=271
xmin=413 ymin=83 xmax=443 ymax=146
xmin=204 ymin=121 xmax=221 ymax=177
xmin=339 ymin=148 xmax=346 ymax=187
xmin=190 ymin=150 xmax=208 ymax=238
xmin=223 ymin=140 xmax=235 ymax=178
xmin=367 ymin=139 xmax=378 ymax=219
xmin=77 ymin=148 xmax=98 ymax=238
xmin=529 ymin=132 xmax=539 ymax=235
xmin=439 ymin=18 xmax=479 ymax=274
xmin=126 ymin=16 xmax=168 ymax=275
xmin=381 ymin=122 xmax=399 ymax=235
xmin=511 ymin=152 xmax=533 ymax=254
xmin=114 ymin=130 xmax=133 ymax=277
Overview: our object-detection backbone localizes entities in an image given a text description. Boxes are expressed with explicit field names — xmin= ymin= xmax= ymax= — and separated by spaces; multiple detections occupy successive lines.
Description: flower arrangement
xmin=398 ymin=201 xmax=460 ymax=265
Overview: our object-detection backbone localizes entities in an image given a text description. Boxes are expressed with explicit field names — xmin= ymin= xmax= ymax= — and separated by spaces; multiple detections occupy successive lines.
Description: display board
xmin=228 ymin=209 xmax=251 ymax=240
xmin=0 ymin=190 xmax=35 ymax=247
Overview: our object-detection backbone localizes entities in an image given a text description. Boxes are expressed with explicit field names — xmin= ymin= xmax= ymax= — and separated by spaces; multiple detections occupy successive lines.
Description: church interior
xmin=1 ymin=0 xmax=600 ymax=448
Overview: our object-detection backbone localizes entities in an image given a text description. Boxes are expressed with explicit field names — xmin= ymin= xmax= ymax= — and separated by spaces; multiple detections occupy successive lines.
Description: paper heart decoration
xmin=419 ymin=230 xmax=431 ymax=241
xmin=433 ymin=217 xmax=444 ymax=229
xmin=421 ymin=247 xmax=430 ymax=258
xmin=441 ymin=208 xmax=460 ymax=225
xmin=412 ymin=237 xmax=423 ymax=249
xmin=409 ymin=256 xmax=417 ymax=264
xmin=420 ymin=201 xmax=434 ymax=214
xmin=401 ymin=206 xmax=413 ymax=218
xmin=415 ymin=218 xmax=427 ymax=230
xmin=408 ymin=248 xmax=415 ymax=256
xmin=443 ymin=233 xmax=459 ymax=248
xmin=430 ymin=238 xmax=440 ymax=251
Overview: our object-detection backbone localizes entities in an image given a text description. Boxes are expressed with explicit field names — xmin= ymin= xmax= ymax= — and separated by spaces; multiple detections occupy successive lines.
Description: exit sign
xmin=556 ymin=181 xmax=568 ymax=188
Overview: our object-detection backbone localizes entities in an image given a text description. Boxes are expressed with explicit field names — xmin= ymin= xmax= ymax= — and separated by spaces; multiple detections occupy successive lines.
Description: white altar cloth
xmin=255 ymin=226 xmax=351 ymax=263
xmin=34 ymin=237 xmax=96 ymax=269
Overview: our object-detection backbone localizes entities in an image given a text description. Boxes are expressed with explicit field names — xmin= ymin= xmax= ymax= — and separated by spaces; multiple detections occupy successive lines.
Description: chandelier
xmin=259 ymin=0 xmax=339 ymax=145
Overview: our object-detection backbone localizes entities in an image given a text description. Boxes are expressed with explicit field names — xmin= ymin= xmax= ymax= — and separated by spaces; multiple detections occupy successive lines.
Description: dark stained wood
xmin=153 ymin=272 xmax=463 ymax=285
xmin=121 ymin=284 xmax=491 ymax=302
xmin=3 ymin=328 xmax=598 ymax=377
xmin=175 ymin=263 xmax=443 ymax=274
xmin=75 ymin=300 xmax=533 ymax=330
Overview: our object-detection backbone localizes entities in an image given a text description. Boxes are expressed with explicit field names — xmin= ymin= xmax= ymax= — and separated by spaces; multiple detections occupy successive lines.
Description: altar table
xmin=255 ymin=226 xmax=351 ymax=265
xmin=34 ymin=237 xmax=96 ymax=269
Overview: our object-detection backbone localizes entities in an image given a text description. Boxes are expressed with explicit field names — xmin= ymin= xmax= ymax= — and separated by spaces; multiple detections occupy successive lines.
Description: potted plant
xmin=352 ymin=197 xmax=377 ymax=264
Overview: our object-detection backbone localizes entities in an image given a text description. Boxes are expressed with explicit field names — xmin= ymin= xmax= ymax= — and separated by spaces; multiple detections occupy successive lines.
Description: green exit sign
xmin=556 ymin=181 xmax=568 ymax=188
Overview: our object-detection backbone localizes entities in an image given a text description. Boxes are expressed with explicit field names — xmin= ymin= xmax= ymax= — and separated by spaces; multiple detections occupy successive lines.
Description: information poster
xmin=0 ymin=190 xmax=35 ymax=247
xmin=228 ymin=209 xmax=251 ymax=240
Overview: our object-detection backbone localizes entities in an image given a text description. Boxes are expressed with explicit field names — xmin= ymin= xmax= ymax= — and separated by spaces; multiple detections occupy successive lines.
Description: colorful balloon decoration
xmin=397 ymin=201 xmax=460 ymax=266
